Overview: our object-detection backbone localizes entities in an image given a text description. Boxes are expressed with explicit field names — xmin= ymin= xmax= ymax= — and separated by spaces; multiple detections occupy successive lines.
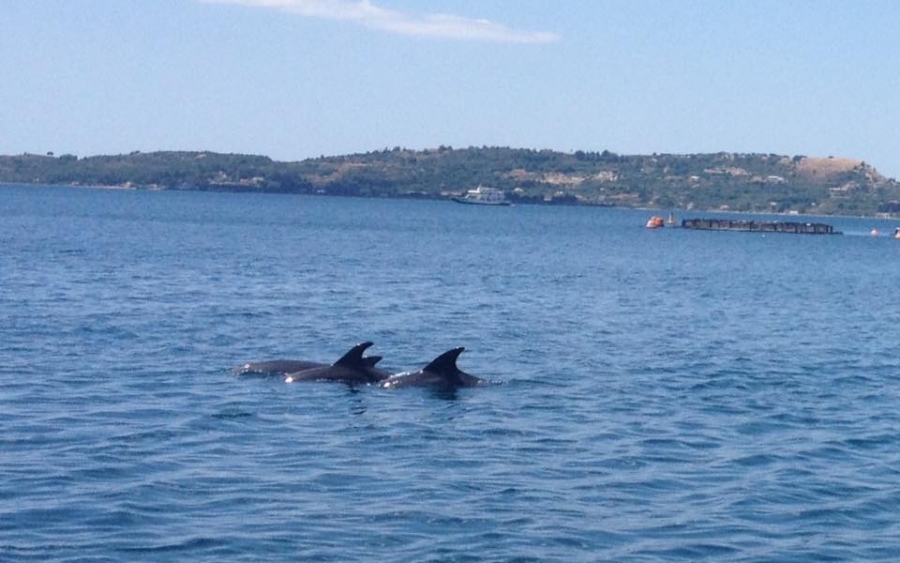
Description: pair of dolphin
xmin=235 ymin=341 xmax=483 ymax=389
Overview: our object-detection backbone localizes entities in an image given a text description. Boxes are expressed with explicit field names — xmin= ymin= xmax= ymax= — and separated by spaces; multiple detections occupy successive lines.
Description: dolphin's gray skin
xmin=235 ymin=347 xmax=382 ymax=377
xmin=235 ymin=359 xmax=326 ymax=376
xmin=380 ymin=347 xmax=483 ymax=389
xmin=284 ymin=341 xmax=390 ymax=384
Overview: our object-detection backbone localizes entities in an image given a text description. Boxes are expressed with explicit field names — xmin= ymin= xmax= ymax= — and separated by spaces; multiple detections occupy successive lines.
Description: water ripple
xmin=3 ymin=186 xmax=900 ymax=561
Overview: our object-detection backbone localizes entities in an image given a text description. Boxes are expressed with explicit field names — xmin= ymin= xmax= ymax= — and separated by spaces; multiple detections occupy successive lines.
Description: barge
xmin=681 ymin=218 xmax=840 ymax=235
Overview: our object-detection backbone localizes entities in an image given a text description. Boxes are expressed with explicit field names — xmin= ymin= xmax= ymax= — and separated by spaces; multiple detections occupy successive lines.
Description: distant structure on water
xmin=681 ymin=218 xmax=840 ymax=235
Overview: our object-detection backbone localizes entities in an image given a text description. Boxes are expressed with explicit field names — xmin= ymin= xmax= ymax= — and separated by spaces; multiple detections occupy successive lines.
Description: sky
xmin=2 ymin=0 xmax=899 ymax=177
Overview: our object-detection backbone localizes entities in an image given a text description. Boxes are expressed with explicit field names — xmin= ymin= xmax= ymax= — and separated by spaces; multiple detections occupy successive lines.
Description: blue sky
xmin=3 ymin=0 xmax=899 ymax=177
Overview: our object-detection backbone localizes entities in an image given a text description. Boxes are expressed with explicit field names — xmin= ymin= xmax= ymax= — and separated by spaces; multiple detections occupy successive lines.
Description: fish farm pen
xmin=681 ymin=218 xmax=841 ymax=235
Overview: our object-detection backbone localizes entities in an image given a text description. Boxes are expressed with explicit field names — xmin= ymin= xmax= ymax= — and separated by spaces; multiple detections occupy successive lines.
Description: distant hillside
xmin=3 ymin=147 xmax=899 ymax=216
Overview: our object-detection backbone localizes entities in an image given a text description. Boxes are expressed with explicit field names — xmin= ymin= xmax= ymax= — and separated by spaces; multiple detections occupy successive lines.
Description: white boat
xmin=645 ymin=215 xmax=664 ymax=229
xmin=452 ymin=186 xmax=511 ymax=206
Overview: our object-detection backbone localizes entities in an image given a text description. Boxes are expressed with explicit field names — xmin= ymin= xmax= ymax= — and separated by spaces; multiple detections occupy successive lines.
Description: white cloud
xmin=202 ymin=0 xmax=559 ymax=44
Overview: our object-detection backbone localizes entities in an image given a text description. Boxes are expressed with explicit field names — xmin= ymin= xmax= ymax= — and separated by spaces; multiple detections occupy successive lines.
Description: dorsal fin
xmin=363 ymin=355 xmax=382 ymax=367
xmin=423 ymin=347 xmax=465 ymax=377
xmin=333 ymin=341 xmax=374 ymax=367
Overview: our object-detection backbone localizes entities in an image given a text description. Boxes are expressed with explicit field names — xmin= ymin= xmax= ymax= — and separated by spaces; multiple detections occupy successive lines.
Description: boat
xmin=645 ymin=216 xmax=665 ymax=229
xmin=452 ymin=186 xmax=511 ymax=206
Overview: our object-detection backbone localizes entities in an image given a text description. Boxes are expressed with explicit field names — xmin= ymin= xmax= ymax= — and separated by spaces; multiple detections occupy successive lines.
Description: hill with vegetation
xmin=3 ymin=147 xmax=899 ymax=216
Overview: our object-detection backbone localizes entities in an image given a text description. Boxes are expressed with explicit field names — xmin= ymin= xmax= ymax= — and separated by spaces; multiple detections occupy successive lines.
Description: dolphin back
xmin=235 ymin=359 xmax=323 ymax=376
xmin=380 ymin=347 xmax=482 ymax=389
xmin=283 ymin=342 xmax=388 ymax=384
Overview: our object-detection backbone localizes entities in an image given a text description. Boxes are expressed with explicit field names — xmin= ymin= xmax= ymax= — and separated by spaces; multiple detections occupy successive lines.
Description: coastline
xmin=4 ymin=180 xmax=899 ymax=220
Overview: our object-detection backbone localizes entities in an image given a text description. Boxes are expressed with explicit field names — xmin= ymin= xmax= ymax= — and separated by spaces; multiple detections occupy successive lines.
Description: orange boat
xmin=645 ymin=216 xmax=664 ymax=229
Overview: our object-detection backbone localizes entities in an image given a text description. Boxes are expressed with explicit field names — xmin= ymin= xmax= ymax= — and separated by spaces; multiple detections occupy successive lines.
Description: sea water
xmin=2 ymin=183 xmax=899 ymax=562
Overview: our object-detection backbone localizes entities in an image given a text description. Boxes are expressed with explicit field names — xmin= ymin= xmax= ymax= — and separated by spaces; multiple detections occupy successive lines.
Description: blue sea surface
xmin=2 ymin=183 xmax=900 ymax=562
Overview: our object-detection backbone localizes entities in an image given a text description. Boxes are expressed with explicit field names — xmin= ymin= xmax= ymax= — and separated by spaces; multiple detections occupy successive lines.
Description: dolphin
xmin=235 ymin=345 xmax=382 ymax=377
xmin=284 ymin=341 xmax=390 ymax=384
xmin=380 ymin=347 xmax=483 ymax=389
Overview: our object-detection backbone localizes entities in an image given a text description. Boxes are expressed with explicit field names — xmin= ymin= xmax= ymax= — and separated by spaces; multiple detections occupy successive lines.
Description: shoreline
xmin=3 ymin=180 xmax=899 ymax=220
